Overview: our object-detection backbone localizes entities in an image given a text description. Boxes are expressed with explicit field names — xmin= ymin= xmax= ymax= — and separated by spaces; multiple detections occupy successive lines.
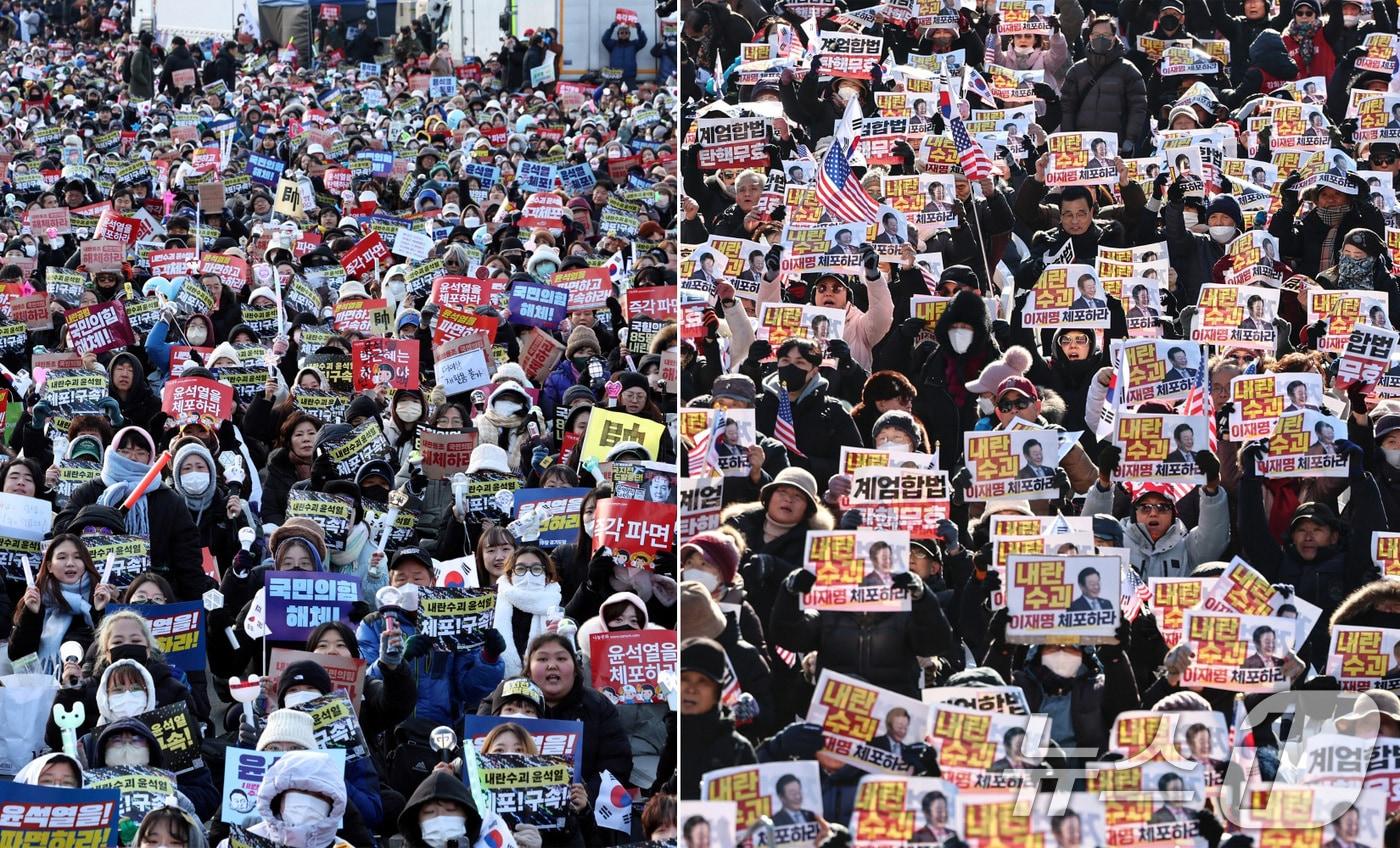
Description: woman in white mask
xmin=492 ymin=546 xmax=564 ymax=677
xmin=473 ymin=381 xmax=548 ymax=476
xmin=397 ymin=769 xmax=545 ymax=848
xmin=386 ymin=387 xmax=428 ymax=467
xmin=91 ymin=717 xmax=216 ymax=820
xmin=992 ymin=27 xmax=1071 ymax=92
xmin=239 ymin=750 xmax=354 ymax=848
xmin=169 ymin=440 xmax=245 ymax=557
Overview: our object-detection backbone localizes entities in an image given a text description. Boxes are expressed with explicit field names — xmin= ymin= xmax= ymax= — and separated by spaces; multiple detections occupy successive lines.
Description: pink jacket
xmin=842 ymin=277 xmax=893 ymax=371
xmin=992 ymin=32 xmax=1070 ymax=93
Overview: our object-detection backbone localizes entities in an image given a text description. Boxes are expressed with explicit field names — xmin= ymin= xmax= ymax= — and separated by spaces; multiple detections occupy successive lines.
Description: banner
xmin=701 ymin=761 xmax=823 ymax=846
xmin=849 ymin=775 xmax=964 ymax=848
xmin=922 ymin=685 xmax=1030 ymax=714
xmin=1004 ymin=554 xmax=1121 ymax=644
xmin=801 ymin=529 xmax=912 ymax=613
xmin=415 ymin=587 xmax=497 ymax=651
xmin=590 ymin=629 xmax=677 ymax=705
xmin=263 ymin=571 xmax=361 ymax=641
xmin=463 ymin=716 xmax=584 ymax=783
xmin=1326 ymin=624 xmax=1400 ymax=691
xmin=679 ymin=477 xmax=723 ymax=538
xmin=507 ymin=281 xmax=570 ymax=328
xmin=106 ymin=601 xmax=205 ymax=672
xmin=82 ymin=534 xmax=150 ymax=589
xmin=1046 ymin=132 xmax=1119 ymax=186
xmin=466 ymin=750 xmax=572 ymax=830
xmin=548 ymin=266 xmax=612 ymax=312
xmin=267 ymin=649 xmax=367 ymax=710
xmin=351 ymin=337 xmax=419 ymax=391
xmin=806 ymin=669 xmax=930 ymax=774
xmin=1085 ymin=761 xmax=1205 ymax=845
xmin=419 ymin=427 xmax=478 ymax=480
xmin=221 ymin=748 xmax=347 ymax=826
xmin=0 ymin=783 xmax=118 ymax=846
xmin=963 ymin=429 xmax=1062 ymax=501
xmin=65 ymin=300 xmax=135 ymax=354
xmin=434 ymin=334 xmax=493 ymax=396
xmin=1308 ymin=289 xmax=1391 ymax=354
xmin=593 ymin=498 xmax=675 ymax=569
xmin=611 ymin=462 xmax=677 ymax=502
xmin=1148 ymin=577 xmax=1211 ymax=648
xmin=1337 ymin=322 xmax=1399 ymax=386
xmin=694 ymin=118 xmax=769 ymax=170
xmin=332 ymin=297 xmax=392 ymax=336
xmin=288 ymin=692 xmax=370 ymax=761
xmin=285 ymin=490 xmax=355 ymax=552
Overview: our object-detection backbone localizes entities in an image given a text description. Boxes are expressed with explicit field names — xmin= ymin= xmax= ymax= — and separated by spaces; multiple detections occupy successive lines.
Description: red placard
xmin=293 ymin=231 xmax=322 ymax=258
xmin=168 ymin=346 xmax=214 ymax=372
xmin=5 ymin=293 xmax=50 ymax=330
xmin=172 ymin=68 xmax=196 ymax=88
xmin=162 ymin=376 xmax=235 ymax=422
xmin=65 ymin=301 xmax=135 ymax=354
xmin=323 ymin=168 xmax=353 ymax=194
xmin=341 ymin=231 xmax=391 ymax=279
xmin=680 ymin=303 xmax=707 ymax=341
xmin=352 ymin=337 xmax=420 ymax=391
xmin=590 ymin=630 xmax=676 ymax=703
xmin=519 ymin=329 xmax=565 ymax=383
xmin=607 ymin=154 xmax=640 ymax=182
xmin=431 ymin=305 xmax=499 ymax=347
xmin=549 ymin=266 xmax=612 ymax=311
xmin=625 ymin=285 xmax=677 ymax=320
xmin=79 ymin=240 xmax=125 ymax=273
xmin=429 ymin=275 xmax=506 ymax=312
xmin=333 ymin=297 xmax=391 ymax=335
xmin=593 ymin=497 xmax=676 ymax=569
xmin=519 ymin=194 xmax=568 ymax=230
xmin=94 ymin=210 xmax=146 ymax=245
xmin=148 ymin=248 xmax=200 ymax=278
xmin=199 ymin=254 xmax=250 ymax=292
xmin=482 ymin=126 xmax=508 ymax=147
xmin=615 ymin=8 xmax=639 ymax=24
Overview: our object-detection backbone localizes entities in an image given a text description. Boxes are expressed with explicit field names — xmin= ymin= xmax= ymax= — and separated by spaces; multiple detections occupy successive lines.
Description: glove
xmin=988 ymin=607 xmax=1009 ymax=645
xmin=767 ymin=720 xmax=825 ymax=758
xmin=859 ymin=242 xmax=881 ymax=281
xmin=402 ymin=634 xmax=432 ymax=662
xmin=1096 ymin=443 xmax=1122 ymax=480
xmin=1307 ymin=319 xmax=1327 ymax=348
xmin=892 ymin=570 xmax=925 ymax=601
xmin=1195 ymin=809 xmax=1224 ymax=848
xmin=900 ymin=742 xmax=940 ymax=776
xmin=1297 ymin=674 xmax=1341 ymax=691
xmin=818 ymin=825 xmax=853 ymax=848
xmin=1051 ymin=467 xmax=1072 ymax=509
xmin=231 ymin=545 xmax=260 ymax=578
xmin=238 ymin=716 xmax=260 ymax=748
xmin=839 ymin=509 xmax=863 ymax=530
xmin=1239 ymin=439 xmax=1267 ymax=478
xmin=1214 ymin=400 xmax=1234 ymax=432
xmin=1280 ymin=171 xmax=1302 ymax=207
xmin=746 ymin=340 xmax=773 ymax=363
xmin=786 ymin=567 xmax=817 ymax=596
xmin=1271 ymin=583 xmax=1294 ymax=599
xmin=742 ymin=553 xmax=777 ymax=591
xmin=1152 ymin=172 xmax=1169 ymax=200
xmin=1120 ymin=138 xmax=1135 ymax=156
xmin=1166 ymin=176 xmax=1185 ymax=205
xmin=472 ymin=630 xmax=503 ymax=665
xmin=588 ymin=550 xmax=616 ymax=591
xmin=379 ymin=629 xmax=405 ymax=668
xmin=973 ymin=543 xmax=993 ymax=574
xmin=732 ymin=692 xmax=760 ymax=727
xmin=934 ymin=518 xmax=962 ymax=553
xmin=530 ymin=443 xmax=550 ymax=471
xmin=899 ymin=316 xmax=927 ymax=338
xmin=1337 ymin=438 xmax=1366 ymax=478
xmin=826 ymin=338 xmax=852 ymax=362
xmin=764 ymin=243 xmax=784 ymax=282
xmin=1194 ymin=449 xmax=1221 ymax=482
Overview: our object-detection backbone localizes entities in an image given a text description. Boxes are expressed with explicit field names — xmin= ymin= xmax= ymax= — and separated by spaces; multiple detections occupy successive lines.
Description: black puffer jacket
xmin=1268 ymin=191 xmax=1387 ymax=278
xmin=679 ymin=708 xmax=755 ymax=800
xmin=754 ymin=374 xmax=862 ymax=488
xmin=909 ymin=291 xmax=1002 ymax=474
xmin=768 ymin=572 xmax=954 ymax=698
xmin=723 ymin=502 xmax=835 ymax=627
xmin=259 ymin=447 xmax=303 ymax=527
xmin=1059 ymin=40 xmax=1149 ymax=145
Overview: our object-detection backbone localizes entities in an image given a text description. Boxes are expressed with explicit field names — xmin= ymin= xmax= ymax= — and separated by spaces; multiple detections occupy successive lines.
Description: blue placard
xmin=559 ymin=163 xmax=597 ymax=194
xmin=359 ymin=61 xmax=380 ymax=78
xmin=465 ymin=162 xmax=500 ymax=189
xmin=354 ymin=150 xmax=395 ymax=177
xmin=107 ymin=600 xmax=207 ymax=672
xmin=507 ymin=281 xmax=569 ymax=328
xmin=429 ymin=76 xmax=458 ymax=98
xmin=0 ymin=783 xmax=120 ymax=845
xmin=263 ymin=571 xmax=361 ymax=642
xmin=463 ymin=716 xmax=584 ymax=782
xmin=513 ymin=487 xmax=591 ymax=549
xmin=247 ymin=154 xmax=284 ymax=186
xmin=517 ymin=161 xmax=559 ymax=193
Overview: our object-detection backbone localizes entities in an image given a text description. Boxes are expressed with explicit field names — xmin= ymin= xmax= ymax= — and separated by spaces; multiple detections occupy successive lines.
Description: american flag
xmin=815 ymin=99 xmax=880 ymax=223
xmin=774 ymin=389 xmax=806 ymax=457
xmin=951 ymin=112 xmax=993 ymax=181
xmin=1120 ymin=564 xmax=1152 ymax=622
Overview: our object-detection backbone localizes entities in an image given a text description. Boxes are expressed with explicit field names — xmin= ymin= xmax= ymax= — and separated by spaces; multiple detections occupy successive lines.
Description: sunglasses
xmin=1135 ymin=502 xmax=1174 ymax=514
xmin=1374 ymin=156 xmax=1398 ymax=165
xmin=997 ymin=397 xmax=1033 ymax=413
xmin=1295 ymin=7 xmax=1316 ymax=14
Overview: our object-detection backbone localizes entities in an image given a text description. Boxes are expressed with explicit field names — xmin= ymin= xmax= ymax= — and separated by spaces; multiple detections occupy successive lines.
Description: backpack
xmin=383 ymin=716 xmax=452 ymax=797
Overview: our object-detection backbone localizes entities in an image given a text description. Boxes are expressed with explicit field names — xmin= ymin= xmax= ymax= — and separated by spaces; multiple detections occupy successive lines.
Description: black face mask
xmin=1160 ymin=14 xmax=1181 ymax=30
xmin=778 ymin=363 xmax=809 ymax=392
xmin=110 ymin=643 xmax=149 ymax=664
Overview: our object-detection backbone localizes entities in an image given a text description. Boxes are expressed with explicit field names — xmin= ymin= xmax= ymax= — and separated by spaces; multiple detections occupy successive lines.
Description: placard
xmin=416 ymin=587 xmax=497 ymax=651
xmin=962 ymin=429 xmax=1062 ymax=501
xmin=593 ymin=498 xmax=675 ymax=569
xmin=263 ymin=571 xmax=361 ymax=641
xmin=1004 ymin=554 xmax=1121 ymax=644
xmin=267 ymin=648 xmax=367 ymax=709
xmin=161 ymin=376 xmax=235 ymax=422
xmin=135 ymin=702 xmax=203 ymax=774
xmin=589 ymin=629 xmax=678 ymax=705
xmin=288 ymin=692 xmax=370 ymax=761
xmin=806 ymin=668 xmax=929 ymax=774
xmin=801 ymin=529 xmax=912 ymax=613
xmin=221 ymin=748 xmax=347 ymax=827
xmin=0 ymin=783 xmax=118 ymax=846
xmin=105 ymin=601 xmax=205 ymax=672
xmin=513 ymin=488 xmax=590 ymax=549
xmin=419 ymin=427 xmax=478 ymax=480
xmin=65 ymin=300 xmax=135 ymax=354
xmin=351 ymin=337 xmax=419 ymax=391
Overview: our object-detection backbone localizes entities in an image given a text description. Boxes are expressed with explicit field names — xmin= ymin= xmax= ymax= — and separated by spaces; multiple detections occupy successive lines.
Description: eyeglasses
xmin=997 ymin=397 xmax=1033 ymax=413
xmin=512 ymin=563 xmax=546 ymax=577
xmin=1135 ymin=502 xmax=1174 ymax=514
xmin=1059 ymin=335 xmax=1091 ymax=347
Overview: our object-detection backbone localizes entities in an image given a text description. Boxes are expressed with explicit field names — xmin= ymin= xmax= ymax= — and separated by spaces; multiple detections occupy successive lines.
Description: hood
xmin=488 ymin=380 xmax=532 ymax=408
xmin=1122 ymin=516 xmax=1189 ymax=557
xmin=934 ymin=290 xmax=992 ymax=352
xmin=1249 ymin=29 xmax=1298 ymax=79
xmin=1331 ymin=578 xmax=1400 ymax=628
xmin=345 ymin=392 xmax=382 ymax=425
xmin=96 ymin=658 xmax=157 ymax=722
xmin=108 ymin=351 xmax=153 ymax=395
xmin=294 ymin=365 xmax=328 ymax=389
xmin=13 ymin=752 xmax=83 ymax=786
xmin=577 ymin=591 xmax=662 ymax=658
xmin=94 ymin=718 xmax=164 ymax=768
xmin=397 ymin=771 xmax=481 ymax=846
xmin=256 ymin=750 xmax=348 ymax=834
xmin=227 ymin=322 xmax=261 ymax=344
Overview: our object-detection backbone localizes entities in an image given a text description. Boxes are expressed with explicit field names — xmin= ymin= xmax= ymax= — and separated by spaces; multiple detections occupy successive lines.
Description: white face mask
xmin=180 ymin=471 xmax=211 ymax=494
xmin=876 ymin=439 xmax=913 ymax=451
xmin=107 ymin=690 xmax=147 ymax=719
xmin=1013 ymin=45 xmax=1036 ymax=56
xmin=683 ymin=568 xmax=720 ymax=593
xmin=419 ymin=815 xmax=468 ymax=848
xmin=1208 ymin=225 xmax=1237 ymax=243
xmin=186 ymin=326 xmax=208 ymax=345
xmin=514 ymin=571 xmax=546 ymax=589
xmin=464 ymin=216 xmax=481 ymax=227
xmin=493 ymin=399 xmax=523 ymax=416
xmin=977 ymin=396 xmax=996 ymax=416
xmin=22 ymin=242 xmax=36 ymax=257
xmin=1182 ymin=211 xmax=1199 ymax=229
xmin=284 ymin=689 xmax=320 ymax=708
xmin=387 ymin=280 xmax=406 ymax=298
xmin=948 ymin=328 xmax=975 ymax=354
xmin=1041 ymin=649 xmax=1083 ymax=678
xmin=1344 ymin=13 xmax=1359 ymax=25
xmin=1384 ymin=447 xmax=1400 ymax=468
xmin=279 ymin=791 xmax=332 ymax=826
xmin=396 ymin=401 xmax=423 ymax=422
xmin=104 ymin=741 xmax=150 ymax=766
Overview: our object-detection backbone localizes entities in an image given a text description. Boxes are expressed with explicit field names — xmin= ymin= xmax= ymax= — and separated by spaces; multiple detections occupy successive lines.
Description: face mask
xmin=584 ymin=142 xmax=599 ymax=155
xmin=109 ymin=643 xmax=149 ymax=664
xmin=284 ymin=689 xmax=320 ymax=708
xmin=1208 ymin=225 xmax=1237 ymax=243
xmin=419 ymin=815 xmax=468 ymax=848
xmin=387 ymin=280 xmax=406 ymax=299
xmin=1041 ymin=649 xmax=1083 ymax=678
xmin=107 ymin=690 xmax=147 ymax=718
xmin=1344 ymin=12 xmax=1359 ymax=24
xmin=22 ymin=243 xmax=36 ymax=257
xmin=534 ymin=262 xmax=558 ymax=279
xmin=1384 ymin=447 xmax=1400 ymax=468
xmin=493 ymin=399 xmax=523 ymax=416
xmin=514 ymin=571 xmax=546 ymax=589
xmin=104 ymin=741 xmax=150 ymax=766
xmin=464 ymin=216 xmax=481 ymax=227
xmin=1090 ymin=35 xmax=1114 ymax=53
xmin=683 ymin=569 xmax=720 ymax=593
xmin=655 ymin=195 xmax=671 ymax=210
xmin=876 ymin=439 xmax=913 ymax=451
xmin=180 ymin=471 xmax=211 ymax=494
xmin=778 ymin=363 xmax=809 ymax=392
xmin=1182 ymin=211 xmax=1199 ymax=228
xmin=396 ymin=401 xmax=423 ymax=422
xmin=972 ymin=397 xmax=994 ymax=417
xmin=1013 ymin=45 xmax=1036 ymax=56
xmin=1160 ymin=14 xmax=1181 ymax=30
xmin=186 ymin=326 xmax=207 ymax=345
xmin=949 ymin=328 xmax=975 ymax=354
xmin=279 ymin=791 xmax=332 ymax=826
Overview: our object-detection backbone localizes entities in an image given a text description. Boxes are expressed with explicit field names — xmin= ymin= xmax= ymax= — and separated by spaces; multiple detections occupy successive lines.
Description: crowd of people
xmin=675 ymin=0 xmax=1400 ymax=842
xmin=0 ymin=2 xmax=684 ymax=848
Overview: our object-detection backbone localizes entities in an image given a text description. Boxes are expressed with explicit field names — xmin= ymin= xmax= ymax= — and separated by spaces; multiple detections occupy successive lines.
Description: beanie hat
xmin=562 ymin=385 xmax=595 ymax=406
xmin=711 ymin=374 xmax=757 ymax=406
xmin=257 ymin=709 xmax=318 ymax=751
xmin=565 ymin=325 xmax=601 ymax=359
xmin=1374 ymin=413 xmax=1400 ymax=441
xmin=1166 ymin=104 xmax=1199 ymax=127
xmin=1343 ymin=227 xmax=1386 ymax=261
xmin=616 ymin=370 xmax=650 ymax=395
xmin=1204 ymin=194 xmax=1243 ymax=230
xmin=277 ymin=660 xmax=332 ymax=706
xmin=871 ymin=410 xmax=923 ymax=449
xmin=680 ymin=581 xmax=726 ymax=640
xmin=268 ymin=518 xmax=329 ymax=567
xmin=680 ymin=531 xmax=739 ymax=584
xmin=681 ymin=637 xmax=727 ymax=685
xmin=966 ymin=346 xmax=1033 ymax=394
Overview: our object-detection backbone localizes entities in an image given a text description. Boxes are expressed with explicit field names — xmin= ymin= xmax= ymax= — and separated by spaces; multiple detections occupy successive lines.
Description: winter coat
xmin=722 ymin=503 xmax=836 ymax=631
xmin=651 ymin=36 xmax=677 ymax=82
xmin=1268 ymin=194 xmax=1388 ymax=280
xmin=476 ymin=676 xmax=634 ymax=798
xmin=87 ymin=718 xmax=220 ymax=821
xmin=56 ymin=484 xmax=209 ymax=602
xmin=258 ymin=447 xmax=304 ymax=527
xmin=541 ymin=358 xmax=581 ymax=424
xmin=839 ymin=277 xmax=895 ymax=372
xmin=769 ymin=579 xmax=954 ymax=698
xmin=679 ymin=708 xmax=756 ymax=800
xmin=128 ymin=47 xmax=155 ymax=100
xmin=909 ymin=290 xmax=1002 ymax=474
xmin=1059 ymin=40 xmax=1149 ymax=145
xmin=1282 ymin=26 xmax=1337 ymax=81
xmin=1002 ymin=651 xmax=1137 ymax=755
xmin=397 ymin=771 xmax=483 ymax=847
xmin=357 ymin=609 xmax=504 ymax=726
xmin=754 ymin=373 xmax=863 ymax=487
xmin=601 ymin=23 xmax=647 ymax=83
xmin=993 ymin=34 xmax=1071 ymax=91
xmin=1164 ymin=203 xmax=1230 ymax=307
xmin=45 ymin=656 xmax=194 ymax=752
xmin=158 ymin=44 xmax=201 ymax=95
xmin=1083 ymin=483 xmax=1230 ymax=578
xmin=107 ymin=351 xmax=162 ymax=431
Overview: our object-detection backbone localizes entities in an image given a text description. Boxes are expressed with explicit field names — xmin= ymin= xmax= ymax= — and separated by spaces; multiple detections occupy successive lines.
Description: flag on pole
xmin=950 ymin=112 xmax=993 ymax=181
xmin=815 ymin=138 xmax=882 ymax=223
xmin=774 ymin=390 xmax=806 ymax=457
xmin=474 ymin=811 xmax=518 ymax=848
xmin=595 ymin=770 xmax=634 ymax=834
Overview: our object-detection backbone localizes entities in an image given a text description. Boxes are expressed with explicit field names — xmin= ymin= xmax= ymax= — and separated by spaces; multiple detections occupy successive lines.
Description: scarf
xmin=763 ymin=515 xmax=800 ymax=543
xmin=1337 ymin=255 xmax=1377 ymax=289
xmin=290 ymin=451 xmax=312 ymax=481
xmin=97 ymin=450 xmax=161 ymax=538
xmin=40 ymin=575 xmax=93 ymax=671
xmin=493 ymin=578 xmax=563 ymax=677
xmin=1289 ymin=20 xmax=1320 ymax=68
xmin=171 ymin=442 xmax=217 ymax=521
xmin=1315 ymin=203 xmax=1350 ymax=272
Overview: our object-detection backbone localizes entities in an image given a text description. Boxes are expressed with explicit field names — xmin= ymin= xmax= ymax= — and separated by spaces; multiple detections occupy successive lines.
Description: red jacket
xmin=1282 ymin=30 xmax=1337 ymax=81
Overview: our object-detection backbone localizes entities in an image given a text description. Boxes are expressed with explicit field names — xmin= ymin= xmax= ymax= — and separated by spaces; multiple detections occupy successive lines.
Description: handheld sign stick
xmin=376 ymin=489 xmax=410 ymax=561
xmin=20 ymin=555 xmax=33 ymax=588
xmin=122 ymin=451 xmax=172 ymax=511
xmin=52 ymin=702 xmax=85 ymax=758
xmin=100 ymin=552 xmax=115 ymax=586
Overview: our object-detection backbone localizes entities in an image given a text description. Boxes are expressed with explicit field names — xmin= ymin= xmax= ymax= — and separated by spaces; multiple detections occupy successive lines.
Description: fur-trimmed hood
xmin=1331 ymin=578 xmax=1400 ymax=628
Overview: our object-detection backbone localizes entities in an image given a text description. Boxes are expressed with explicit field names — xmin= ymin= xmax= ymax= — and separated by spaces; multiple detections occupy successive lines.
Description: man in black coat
xmin=157 ymin=36 xmax=202 ymax=103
